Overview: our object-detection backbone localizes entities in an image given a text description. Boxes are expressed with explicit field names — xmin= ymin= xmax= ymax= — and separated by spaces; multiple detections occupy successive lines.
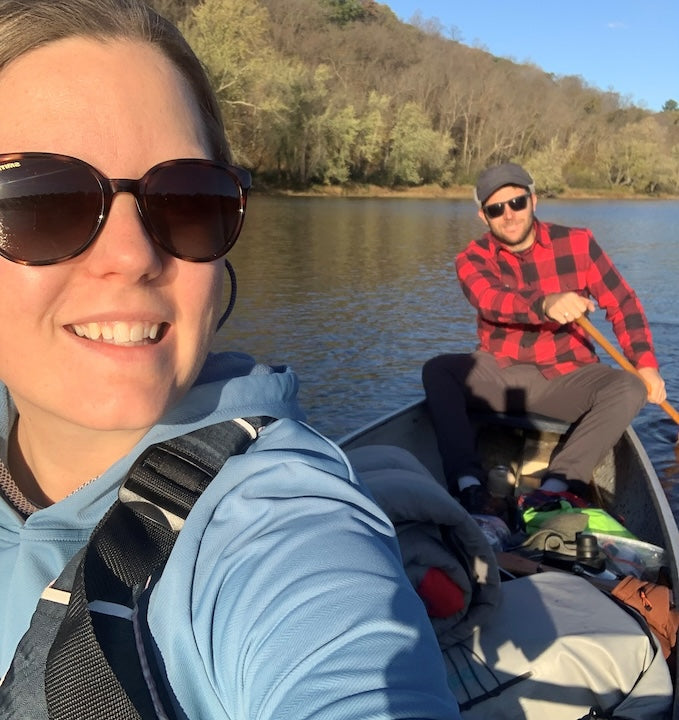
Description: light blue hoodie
xmin=0 ymin=352 xmax=460 ymax=719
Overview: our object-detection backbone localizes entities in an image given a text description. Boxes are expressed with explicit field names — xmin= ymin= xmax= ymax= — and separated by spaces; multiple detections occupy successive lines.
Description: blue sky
xmin=383 ymin=1 xmax=677 ymax=112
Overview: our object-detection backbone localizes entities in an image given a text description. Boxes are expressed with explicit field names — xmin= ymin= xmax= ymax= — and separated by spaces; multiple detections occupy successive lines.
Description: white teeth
xmin=130 ymin=324 xmax=143 ymax=342
xmin=71 ymin=321 xmax=161 ymax=346
xmin=113 ymin=324 xmax=127 ymax=343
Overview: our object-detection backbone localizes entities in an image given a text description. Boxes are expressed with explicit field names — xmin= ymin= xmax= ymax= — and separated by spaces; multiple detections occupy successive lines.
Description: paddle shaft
xmin=576 ymin=315 xmax=679 ymax=426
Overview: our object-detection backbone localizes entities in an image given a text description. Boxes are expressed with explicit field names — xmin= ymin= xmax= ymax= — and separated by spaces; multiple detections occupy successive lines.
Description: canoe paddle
xmin=576 ymin=314 xmax=679 ymax=427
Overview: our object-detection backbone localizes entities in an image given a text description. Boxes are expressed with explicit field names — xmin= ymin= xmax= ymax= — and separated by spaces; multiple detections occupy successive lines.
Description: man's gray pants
xmin=422 ymin=351 xmax=648 ymax=491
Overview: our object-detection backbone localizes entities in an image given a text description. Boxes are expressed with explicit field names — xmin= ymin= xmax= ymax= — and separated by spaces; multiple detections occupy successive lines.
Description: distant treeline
xmin=153 ymin=0 xmax=679 ymax=195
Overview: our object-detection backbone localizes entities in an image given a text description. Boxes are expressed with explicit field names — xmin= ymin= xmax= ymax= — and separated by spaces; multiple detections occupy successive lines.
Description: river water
xmin=214 ymin=194 xmax=679 ymax=517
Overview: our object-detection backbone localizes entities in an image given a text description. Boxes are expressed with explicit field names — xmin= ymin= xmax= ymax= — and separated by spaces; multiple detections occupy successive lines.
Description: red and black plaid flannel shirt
xmin=455 ymin=219 xmax=658 ymax=378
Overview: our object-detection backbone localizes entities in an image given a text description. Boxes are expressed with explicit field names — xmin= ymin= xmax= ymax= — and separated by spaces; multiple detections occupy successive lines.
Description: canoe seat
xmin=470 ymin=411 xmax=571 ymax=436
xmin=469 ymin=412 xmax=572 ymax=484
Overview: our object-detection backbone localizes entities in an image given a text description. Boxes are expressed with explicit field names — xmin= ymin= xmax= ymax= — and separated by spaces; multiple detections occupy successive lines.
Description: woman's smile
xmin=69 ymin=320 xmax=165 ymax=345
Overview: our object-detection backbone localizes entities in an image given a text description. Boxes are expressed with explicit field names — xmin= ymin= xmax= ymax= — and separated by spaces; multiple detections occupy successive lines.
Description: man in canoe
xmin=422 ymin=162 xmax=666 ymax=514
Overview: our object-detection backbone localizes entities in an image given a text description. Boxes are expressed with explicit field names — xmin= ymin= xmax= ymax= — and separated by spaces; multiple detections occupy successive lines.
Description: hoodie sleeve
xmin=147 ymin=418 xmax=460 ymax=720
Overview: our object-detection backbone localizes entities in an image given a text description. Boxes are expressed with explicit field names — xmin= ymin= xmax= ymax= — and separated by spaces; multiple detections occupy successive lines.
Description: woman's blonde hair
xmin=0 ymin=0 xmax=231 ymax=162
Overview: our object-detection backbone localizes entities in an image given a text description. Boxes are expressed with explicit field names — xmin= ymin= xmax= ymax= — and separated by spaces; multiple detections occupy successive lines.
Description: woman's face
xmin=0 ymin=37 xmax=224 ymax=434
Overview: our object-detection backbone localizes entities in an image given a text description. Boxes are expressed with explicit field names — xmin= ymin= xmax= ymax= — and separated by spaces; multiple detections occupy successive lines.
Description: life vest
xmin=0 ymin=416 xmax=274 ymax=720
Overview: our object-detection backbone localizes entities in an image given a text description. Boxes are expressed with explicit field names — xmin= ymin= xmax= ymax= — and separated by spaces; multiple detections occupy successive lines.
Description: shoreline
xmin=253 ymin=183 xmax=678 ymax=201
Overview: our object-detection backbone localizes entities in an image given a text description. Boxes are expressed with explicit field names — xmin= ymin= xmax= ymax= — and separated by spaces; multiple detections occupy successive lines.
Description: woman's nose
xmin=81 ymin=193 xmax=164 ymax=280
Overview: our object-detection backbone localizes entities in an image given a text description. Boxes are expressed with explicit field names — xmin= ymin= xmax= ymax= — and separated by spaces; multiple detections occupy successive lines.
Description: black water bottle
xmin=575 ymin=532 xmax=606 ymax=574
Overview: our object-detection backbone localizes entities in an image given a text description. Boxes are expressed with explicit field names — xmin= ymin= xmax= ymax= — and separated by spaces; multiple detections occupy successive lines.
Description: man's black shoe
xmin=567 ymin=479 xmax=592 ymax=503
xmin=459 ymin=484 xmax=488 ymax=515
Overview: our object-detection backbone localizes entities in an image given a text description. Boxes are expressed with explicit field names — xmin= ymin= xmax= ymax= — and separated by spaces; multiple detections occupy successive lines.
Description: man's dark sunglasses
xmin=482 ymin=192 xmax=531 ymax=220
xmin=0 ymin=152 xmax=251 ymax=265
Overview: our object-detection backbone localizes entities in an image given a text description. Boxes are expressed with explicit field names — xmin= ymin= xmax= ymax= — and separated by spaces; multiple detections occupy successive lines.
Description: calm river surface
xmin=214 ymin=195 xmax=679 ymax=517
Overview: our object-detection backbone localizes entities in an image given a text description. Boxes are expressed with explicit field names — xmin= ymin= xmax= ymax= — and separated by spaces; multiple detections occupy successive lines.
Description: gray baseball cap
xmin=474 ymin=163 xmax=535 ymax=206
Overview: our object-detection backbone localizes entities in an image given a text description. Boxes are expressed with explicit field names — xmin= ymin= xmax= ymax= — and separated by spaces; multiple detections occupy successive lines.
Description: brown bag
xmin=612 ymin=575 xmax=679 ymax=659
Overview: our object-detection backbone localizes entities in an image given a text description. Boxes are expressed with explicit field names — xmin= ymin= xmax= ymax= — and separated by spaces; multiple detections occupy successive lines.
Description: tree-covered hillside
xmin=152 ymin=0 xmax=679 ymax=195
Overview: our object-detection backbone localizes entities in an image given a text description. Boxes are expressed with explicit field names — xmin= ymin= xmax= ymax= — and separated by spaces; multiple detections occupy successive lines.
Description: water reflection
xmin=216 ymin=195 xmax=679 ymax=513
xmin=219 ymin=196 xmax=482 ymax=434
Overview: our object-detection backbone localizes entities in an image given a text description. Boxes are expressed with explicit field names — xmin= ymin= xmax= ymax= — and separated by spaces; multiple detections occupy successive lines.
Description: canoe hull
xmin=340 ymin=398 xmax=679 ymax=718
xmin=340 ymin=399 xmax=678 ymax=569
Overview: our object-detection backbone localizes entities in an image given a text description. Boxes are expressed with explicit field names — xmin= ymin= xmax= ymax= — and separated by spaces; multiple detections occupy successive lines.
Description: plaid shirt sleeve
xmin=585 ymin=234 xmax=658 ymax=369
xmin=455 ymin=237 xmax=545 ymax=325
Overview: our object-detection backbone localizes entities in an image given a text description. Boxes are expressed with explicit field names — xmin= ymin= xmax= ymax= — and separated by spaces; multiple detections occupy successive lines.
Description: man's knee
xmin=422 ymin=354 xmax=469 ymax=389
xmin=623 ymin=372 xmax=649 ymax=412
xmin=604 ymin=369 xmax=648 ymax=414
xmin=422 ymin=355 xmax=445 ymax=387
